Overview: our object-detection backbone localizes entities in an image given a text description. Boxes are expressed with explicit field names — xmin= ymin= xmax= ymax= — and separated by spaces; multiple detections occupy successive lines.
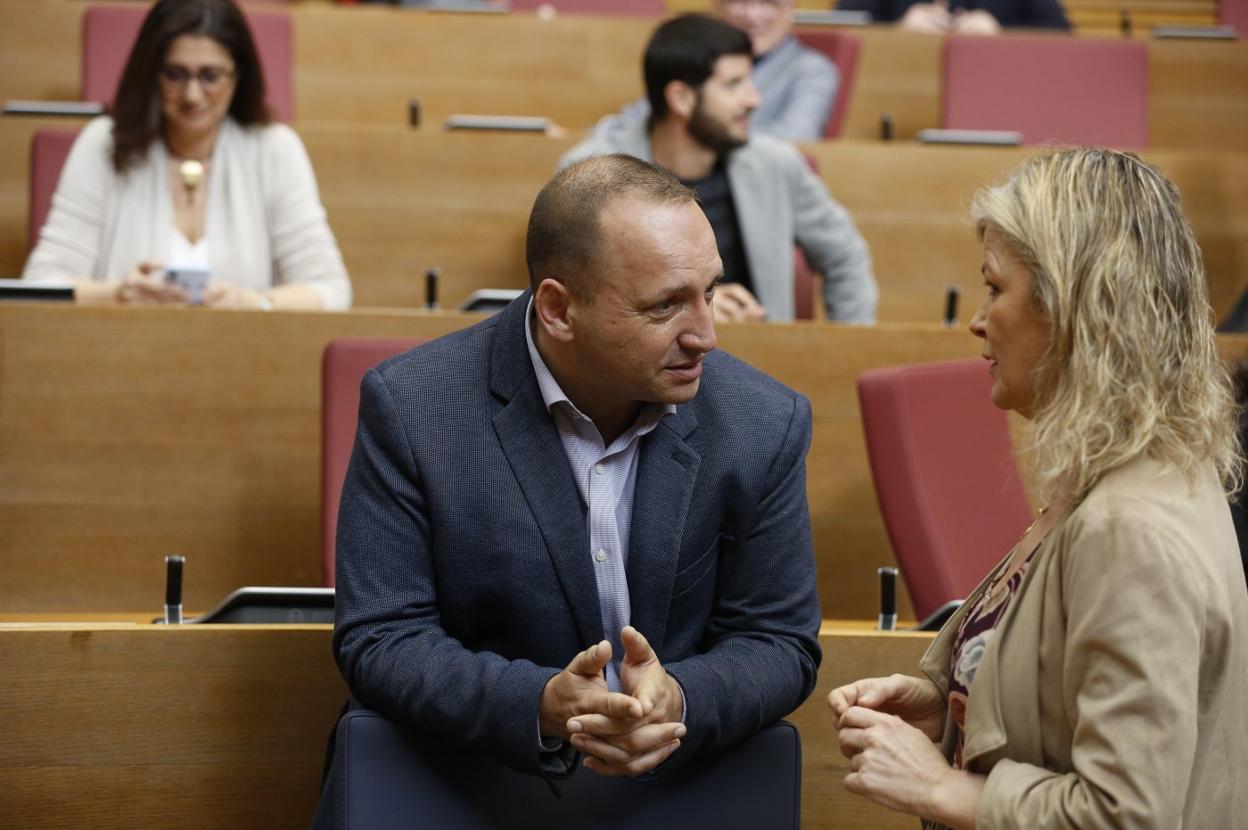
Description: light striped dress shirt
xmin=524 ymin=300 xmax=674 ymax=691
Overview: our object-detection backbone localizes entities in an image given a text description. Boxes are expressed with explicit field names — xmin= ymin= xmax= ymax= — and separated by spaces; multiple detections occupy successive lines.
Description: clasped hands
xmin=540 ymin=625 xmax=685 ymax=777
xmin=827 ymin=674 xmax=961 ymax=818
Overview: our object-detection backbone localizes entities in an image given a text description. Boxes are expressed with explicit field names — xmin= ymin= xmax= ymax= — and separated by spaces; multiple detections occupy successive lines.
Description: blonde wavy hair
xmin=971 ymin=148 xmax=1241 ymax=504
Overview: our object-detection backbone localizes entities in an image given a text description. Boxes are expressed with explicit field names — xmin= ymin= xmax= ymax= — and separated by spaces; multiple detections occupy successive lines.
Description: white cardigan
xmin=24 ymin=116 xmax=352 ymax=310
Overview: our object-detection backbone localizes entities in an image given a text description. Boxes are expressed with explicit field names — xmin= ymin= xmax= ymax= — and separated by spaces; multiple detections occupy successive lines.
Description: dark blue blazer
xmin=332 ymin=294 xmax=822 ymax=778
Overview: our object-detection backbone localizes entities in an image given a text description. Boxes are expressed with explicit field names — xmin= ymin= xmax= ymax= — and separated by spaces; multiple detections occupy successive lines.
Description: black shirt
xmin=681 ymin=162 xmax=755 ymax=298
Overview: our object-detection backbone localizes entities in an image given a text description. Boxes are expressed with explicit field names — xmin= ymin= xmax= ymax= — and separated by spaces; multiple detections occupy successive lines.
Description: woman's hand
xmin=828 ymin=674 xmax=945 ymax=742
xmin=838 ymin=706 xmax=985 ymax=828
xmin=116 ymin=261 xmax=187 ymax=305
xmin=203 ymin=280 xmax=268 ymax=310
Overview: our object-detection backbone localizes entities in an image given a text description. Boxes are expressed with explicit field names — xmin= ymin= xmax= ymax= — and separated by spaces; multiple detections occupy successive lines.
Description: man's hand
xmin=567 ymin=626 xmax=686 ymax=777
xmin=711 ymin=283 xmax=767 ymax=323
xmin=899 ymin=1 xmax=954 ymax=33
xmin=949 ymin=8 xmax=1001 ymax=34
xmin=539 ymin=640 xmax=644 ymax=739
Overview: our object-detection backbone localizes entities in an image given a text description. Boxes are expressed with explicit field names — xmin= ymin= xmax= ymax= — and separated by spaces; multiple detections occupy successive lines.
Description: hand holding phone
xmin=165 ymin=266 xmax=211 ymax=305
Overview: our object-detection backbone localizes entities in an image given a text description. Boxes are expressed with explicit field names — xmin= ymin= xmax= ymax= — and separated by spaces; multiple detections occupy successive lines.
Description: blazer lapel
xmin=626 ymin=407 xmax=701 ymax=651
xmin=489 ymin=295 xmax=602 ymax=648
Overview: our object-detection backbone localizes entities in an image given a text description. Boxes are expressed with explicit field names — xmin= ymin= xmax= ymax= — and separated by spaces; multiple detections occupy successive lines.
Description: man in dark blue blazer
xmin=332 ymin=154 xmax=821 ymax=783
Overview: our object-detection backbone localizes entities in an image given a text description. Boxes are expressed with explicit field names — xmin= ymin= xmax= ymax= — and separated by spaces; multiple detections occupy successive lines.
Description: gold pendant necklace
xmin=178 ymin=159 xmax=205 ymax=193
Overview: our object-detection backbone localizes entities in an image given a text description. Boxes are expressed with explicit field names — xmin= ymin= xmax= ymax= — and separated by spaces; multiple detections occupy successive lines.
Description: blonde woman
xmin=829 ymin=149 xmax=1248 ymax=828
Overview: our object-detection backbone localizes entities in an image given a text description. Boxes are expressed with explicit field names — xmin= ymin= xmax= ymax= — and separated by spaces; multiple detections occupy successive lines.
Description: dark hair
xmin=644 ymin=14 xmax=752 ymax=123
xmin=526 ymin=154 xmax=695 ymax=297
xmin=111 ymin=0 xmax=269 ymax=172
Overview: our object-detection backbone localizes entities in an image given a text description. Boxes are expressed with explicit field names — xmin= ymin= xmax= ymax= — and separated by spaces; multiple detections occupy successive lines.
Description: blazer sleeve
xmin=332 ymin=368 xmax=572 ymax=778
xmin=764 ymin=51 xmax=839 ymax=142
xmin=977 ymin=516 xmax=1208 ymax=827
xmin=783 ymin=145 xmax=878 ymax=323
xmin=261 ymin=125 xmax=352 ymax=310
xmin=22 ymin=117 xmax=113 ymax=283
xmin=663 ymin=393 xmax=823 ymax=763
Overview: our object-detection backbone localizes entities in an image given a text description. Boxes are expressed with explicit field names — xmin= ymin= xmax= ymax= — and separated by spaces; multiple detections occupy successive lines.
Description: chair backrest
xmin=28 ymin=129 xmax=79 ymax=252
xmin=334 ymin=708 xmax=801 ymax=830
xmin=81 ymin=4 xmax=295 ymax=122
xmin=321 ymin=338 xmax=424 ymax=587
xmin=793 ymin=28 xmax=862 ymax=138
xmin=942 ymin=35 xmax=1148 ymax=148
xmin=1223 ymin=0 xmax=1248 ymax=35
xmin=507 ymin=0 xmax=665 ymax=15
xmin=857 ymin=359 xmax=1034 ymax=620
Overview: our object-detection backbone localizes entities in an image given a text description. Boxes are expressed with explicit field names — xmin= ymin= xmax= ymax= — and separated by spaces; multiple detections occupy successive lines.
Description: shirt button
xmin=594 ymin=463 xmax=605 ymax=475
xmin=595 ymin=549 xmax=607 ymax=563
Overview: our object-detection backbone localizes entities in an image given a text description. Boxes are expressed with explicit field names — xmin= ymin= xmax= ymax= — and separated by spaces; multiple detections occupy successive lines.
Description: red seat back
xmin=1223 ymin=0 xmax=1248 ymax=34
xmin=793 ymin=28 xmax=862 ymax=138
xmin=82 ymin=4 xmax=295 ymax=122
xmin=28 ymin=129 xmax=79 ymax=252
xmin=322 ymin=338 xmax=424 ymax=586
xmin=857 ymin=359 xmax=1034 ymax=619
xmin=942 ymin=35 xmax=1148 ymax=148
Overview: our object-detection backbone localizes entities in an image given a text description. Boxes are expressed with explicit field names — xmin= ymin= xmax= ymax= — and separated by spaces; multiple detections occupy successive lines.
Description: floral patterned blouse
xmin=946 ymin=545 xmax=1041 ymax=770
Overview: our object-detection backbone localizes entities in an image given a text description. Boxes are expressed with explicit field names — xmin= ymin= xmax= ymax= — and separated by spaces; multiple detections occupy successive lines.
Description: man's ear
xmin=665 ymin=80 xmax=698 ymax=121
xmin=534 ymin=278 xmax=575 ymax=343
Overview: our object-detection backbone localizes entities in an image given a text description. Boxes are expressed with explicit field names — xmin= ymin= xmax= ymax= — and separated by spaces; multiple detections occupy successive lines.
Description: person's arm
xmin=784 ymin=146 xmax=878 ymax=323
xmin=334 ymin=368 xmax=575 ymax=777
xmin=760 ymin=51 xmax=839 ymax=142
xmin=1017 ymin=0 xmax=1070 ymax=28
xmin=976 ymin=517 xmax=1208 ymax=827
xmin=261 ymin=125 xmax=352 ymax=310
xmin=23 ymin=118 xmax=112 ymax=289
xmin=661 ymin=394 xmax=823 ymax=763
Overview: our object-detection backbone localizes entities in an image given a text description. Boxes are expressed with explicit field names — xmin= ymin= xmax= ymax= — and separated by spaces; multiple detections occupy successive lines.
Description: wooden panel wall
xmin=0 ymin=621 xmax=934 ymax=830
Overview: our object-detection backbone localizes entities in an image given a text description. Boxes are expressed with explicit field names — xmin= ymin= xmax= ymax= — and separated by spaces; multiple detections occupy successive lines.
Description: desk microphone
xmin=877 ymin=567 xmax=898 ymax=631
xmin=164 ymin=555 xmax=184 ymax=625
xmin=425 ymin=268 xmax=440 ymax=311
xmin=943 ymin=285 xmax=960 ymax=327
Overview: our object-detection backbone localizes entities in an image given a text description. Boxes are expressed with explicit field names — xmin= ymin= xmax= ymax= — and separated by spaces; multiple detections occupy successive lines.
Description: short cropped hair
xmin=111 ymin=0 xmax=270 ymax=172
xmin=526 ymin=154 xmax=695 ymax=298
xmin=643 ymin=14 xmax=753 ymax=123
xmin=972 ymin=148 xmax=1241 ymax=502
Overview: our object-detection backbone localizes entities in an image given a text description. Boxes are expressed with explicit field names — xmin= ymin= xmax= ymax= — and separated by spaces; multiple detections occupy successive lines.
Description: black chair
xmin=331 ymin=709 xmax=801 ymax=830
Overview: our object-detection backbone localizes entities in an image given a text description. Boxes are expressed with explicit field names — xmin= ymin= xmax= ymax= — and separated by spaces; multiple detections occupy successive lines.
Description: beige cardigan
xmin=920 ymin=455 xmax=1248 ymax=828
xmin=23 ymin=116 xmax=351 ymax=310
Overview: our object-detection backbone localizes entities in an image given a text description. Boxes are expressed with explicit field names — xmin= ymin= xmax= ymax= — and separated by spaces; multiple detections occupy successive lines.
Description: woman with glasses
xmin=23 ymin=0 xmax=351 ymax=310
xmin=828 ymin=149 xmax=1248 ymax=828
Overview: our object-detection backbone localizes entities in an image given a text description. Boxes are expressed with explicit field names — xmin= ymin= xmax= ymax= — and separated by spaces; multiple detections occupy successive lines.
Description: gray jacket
xmin=559 ymin=119 xmax=876 ymax=323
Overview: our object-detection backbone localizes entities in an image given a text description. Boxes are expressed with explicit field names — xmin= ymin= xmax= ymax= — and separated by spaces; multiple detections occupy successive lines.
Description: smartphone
xmin=164 ymin=267 xmax=211 ymax=305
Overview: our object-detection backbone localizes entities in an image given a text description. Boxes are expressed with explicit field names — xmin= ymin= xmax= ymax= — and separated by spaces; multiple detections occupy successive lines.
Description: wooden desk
xmin=3 ymin=120 xmax=1245 ymax=322
xmin=0 ymin=619 xmax=932 ymax=829
xmin=0 ymin=304 xmax=995 ymax=618
xmin=3 ymin=306 xmax=1247 ymax=619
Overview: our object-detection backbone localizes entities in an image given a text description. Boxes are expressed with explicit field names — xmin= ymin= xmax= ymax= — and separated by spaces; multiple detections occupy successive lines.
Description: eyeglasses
xmin=158 ymin=65 xmax=235 ymax=92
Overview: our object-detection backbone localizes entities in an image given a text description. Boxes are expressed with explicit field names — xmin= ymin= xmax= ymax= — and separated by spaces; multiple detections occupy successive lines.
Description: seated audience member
xmin=829 ymin=149 xmax=1248 ymax=828
xmin=561 ymin=15 xmax=876 ymax=324
xmin=607 ymin=0 xmax=840 ymax=142
xmin=314 ymin=155 xmax=821 ymax=825
xmin=23 ymin=0 xmax=351 ymax=310
xmin=838 ymin=0 xmax=1069 ymax=34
